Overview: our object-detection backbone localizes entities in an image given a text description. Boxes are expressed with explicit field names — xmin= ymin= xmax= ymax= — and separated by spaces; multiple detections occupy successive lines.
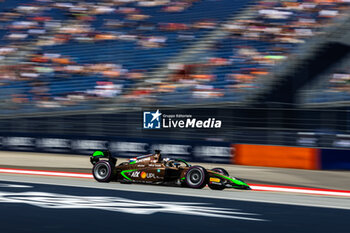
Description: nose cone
xmin=244 ymin=186 xmax=252 ymax=190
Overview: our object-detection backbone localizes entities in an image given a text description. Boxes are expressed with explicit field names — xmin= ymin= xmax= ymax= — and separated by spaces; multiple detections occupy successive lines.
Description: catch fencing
xmin=0 ymin=105 xmax=350 ymax=168
xmin=0 ymin=105 xmax=350 ymax=148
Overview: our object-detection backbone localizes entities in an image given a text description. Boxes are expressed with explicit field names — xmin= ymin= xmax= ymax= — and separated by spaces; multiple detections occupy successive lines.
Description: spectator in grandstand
xmin=87 ymin=81 xmax=123 ymax=98
xmin=0 ymin=0 xmax=350 ymax=110
xmin=329 ymin=71 xmax=350 ymax=92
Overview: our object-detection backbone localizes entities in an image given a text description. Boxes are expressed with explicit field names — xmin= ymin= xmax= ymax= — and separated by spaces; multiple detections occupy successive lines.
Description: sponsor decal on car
xmin=130 ymin=171 xmax=140 ymax=178
xmin=138 ymin=157 xmax=151 ymax=162
xmin=140 ymin=171 xmax=156 ymax=179
xmin=149 ymin=164 xmax=162 ymax=167
xmin=209 ymin=177 xmax=221 ymax=183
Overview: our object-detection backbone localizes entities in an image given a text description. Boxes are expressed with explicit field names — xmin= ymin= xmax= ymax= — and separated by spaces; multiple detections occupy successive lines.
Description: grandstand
xmin=0 ymin=0 xmax=349 ymax=114
xmin=298 ymin=53 xmax=350 ymax=106
xmin=0 ymin=0 xmax=350 ymax=150
xmin=0 ymin=0 xmax=252 ymax=112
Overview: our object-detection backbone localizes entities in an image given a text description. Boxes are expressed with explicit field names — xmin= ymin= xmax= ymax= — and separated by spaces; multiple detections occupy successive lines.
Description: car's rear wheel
xmin=185 ymin=166 xmax=207 ymax=189
xmin=92 ymin=160 xmax=114 ymax=182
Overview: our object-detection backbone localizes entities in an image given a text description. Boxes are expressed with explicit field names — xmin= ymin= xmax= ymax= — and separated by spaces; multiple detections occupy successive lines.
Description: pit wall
xmin=0 ymin=134 xmax=349 ymax=170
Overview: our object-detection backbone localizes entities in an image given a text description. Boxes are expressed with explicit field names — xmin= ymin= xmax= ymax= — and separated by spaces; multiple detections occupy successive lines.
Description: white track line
xmin=0 ymin=168 xmax=93 ymax=179
xmin=1 ymin=176 xmax=349 ymax=210
xmin=250 ymin=185 xmax=350 ymax=197
xmin=0 ymin=168 xmax=350 ymax=197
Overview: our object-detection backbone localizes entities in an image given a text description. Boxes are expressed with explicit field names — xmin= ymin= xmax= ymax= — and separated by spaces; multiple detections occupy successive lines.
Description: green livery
xmin=90 ymin=150 xmax=251 ymax=191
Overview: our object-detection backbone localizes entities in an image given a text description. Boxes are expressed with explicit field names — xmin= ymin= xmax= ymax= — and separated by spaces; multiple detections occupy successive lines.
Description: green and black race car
xmin=90 ymin=150 xmax=250 ymax=190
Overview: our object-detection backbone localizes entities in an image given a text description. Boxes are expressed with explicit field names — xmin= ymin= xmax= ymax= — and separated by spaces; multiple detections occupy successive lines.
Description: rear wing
xmin=90 ymin=150 xmax=117 ymax=165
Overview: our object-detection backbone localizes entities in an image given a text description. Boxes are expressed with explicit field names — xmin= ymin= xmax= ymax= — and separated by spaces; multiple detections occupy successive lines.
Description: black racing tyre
xmin=92 ymin=160 xmax=114 ymax=182
xmin=185 ymin=166 xmax=208 ymax=189
xmin=212 ymin=167 xmax=229 ymax=176
xmin=208 ymin=167 xmax=229 ymax=190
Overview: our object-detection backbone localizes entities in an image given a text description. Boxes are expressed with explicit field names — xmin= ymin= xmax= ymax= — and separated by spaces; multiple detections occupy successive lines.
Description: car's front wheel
xmin=208 ymin=167 xmax=229 ymax=190
xmin=212 ymin=167 xmax=229 ymax=176
xmin=92 ymin=160 xmax=114 ymax=182
xmin=185 ymin=166 xmax=208 ymax=189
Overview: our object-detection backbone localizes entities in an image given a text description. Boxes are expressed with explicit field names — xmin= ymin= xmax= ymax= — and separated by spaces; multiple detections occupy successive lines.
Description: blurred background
xmin=1 ymin=0 xmax=350 ymax=170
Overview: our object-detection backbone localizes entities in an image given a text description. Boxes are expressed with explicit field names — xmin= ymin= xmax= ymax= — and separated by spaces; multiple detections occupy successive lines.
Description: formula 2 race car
xmin=90 ymin=150 xmax=250 ymax=190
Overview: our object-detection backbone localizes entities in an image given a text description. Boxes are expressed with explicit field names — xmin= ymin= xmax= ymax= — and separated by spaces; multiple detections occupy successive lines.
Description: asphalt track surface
xmin=0 ymin=174 xmax=349 ymax=233
xmin=2 ymin=151 xmax=350 ymax=189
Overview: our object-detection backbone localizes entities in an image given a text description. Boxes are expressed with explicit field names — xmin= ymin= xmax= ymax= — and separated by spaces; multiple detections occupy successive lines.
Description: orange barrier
xmin=234 ymin=144 xmax=319 ymax=169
